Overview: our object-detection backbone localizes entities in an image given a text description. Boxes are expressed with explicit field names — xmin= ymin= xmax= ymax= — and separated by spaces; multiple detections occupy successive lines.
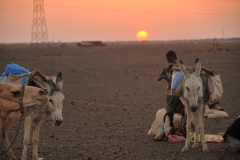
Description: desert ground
xmin=0 ymin=41 xmax=240 ymax=160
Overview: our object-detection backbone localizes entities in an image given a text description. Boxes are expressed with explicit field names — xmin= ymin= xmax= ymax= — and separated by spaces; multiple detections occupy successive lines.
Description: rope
xmin=0 ymin=114 xmax=23 ymax=156
xmin=19 ymin=86 xmax=25 ymax=114
xmin=166 ymin=96 xmax=174 ymax=108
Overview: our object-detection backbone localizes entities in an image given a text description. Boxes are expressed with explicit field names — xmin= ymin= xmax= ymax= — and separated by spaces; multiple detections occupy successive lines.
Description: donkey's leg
xmin=2 ymin=118 xmax=17 ymax=160
xmin=21 ymin=116 xmax=33 ymax=160
xmin=192 ymin=112 xmax=199 ymax=149
xmin=199 ymin=104 xmax=208 ymax=152
xmin=32 ymin=119 xmax=44 ymax=160
xmin=182 ymin=108 xmax=191 ymax=152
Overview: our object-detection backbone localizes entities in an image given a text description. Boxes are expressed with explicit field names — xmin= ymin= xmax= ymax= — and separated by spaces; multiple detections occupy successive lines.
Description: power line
xmin=44 ymin=4 xmax=240 ymax=16
xmin=0 ymin=3 xmax=240 ymax=16
xmin=0 ymin=4 xmax=32 ymax=11
xmin=189 ymin=0 xmax=240 ymax=2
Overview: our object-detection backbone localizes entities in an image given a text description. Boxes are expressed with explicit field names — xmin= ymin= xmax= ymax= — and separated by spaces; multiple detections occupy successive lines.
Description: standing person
xmin=158 ymin=50 xmax=178 ymax=112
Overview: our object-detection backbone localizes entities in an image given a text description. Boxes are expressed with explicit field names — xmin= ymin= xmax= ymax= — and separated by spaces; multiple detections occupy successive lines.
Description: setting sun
xmin=136 ymin=30 xmax=148 ymax=41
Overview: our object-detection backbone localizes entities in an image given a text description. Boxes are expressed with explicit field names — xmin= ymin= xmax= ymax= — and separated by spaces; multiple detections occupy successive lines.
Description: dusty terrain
xmin=0 ymin=41 xmax=240 ymax=160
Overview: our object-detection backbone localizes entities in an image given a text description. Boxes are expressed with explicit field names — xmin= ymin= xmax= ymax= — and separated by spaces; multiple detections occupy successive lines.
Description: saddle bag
xmin=207 ymin=74 xmax=223 ymax=103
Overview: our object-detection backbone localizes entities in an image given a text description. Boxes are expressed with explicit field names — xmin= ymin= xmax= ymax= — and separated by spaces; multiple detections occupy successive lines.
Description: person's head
xmin=166 ymin=50 xmax=177 ymax=64
xmin=174 ymin=97 xmax=185 ymax=114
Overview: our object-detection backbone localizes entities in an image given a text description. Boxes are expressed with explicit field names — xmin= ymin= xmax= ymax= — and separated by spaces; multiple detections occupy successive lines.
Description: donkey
xmin=1 ymin=73 xmax=65 ymax=160
xmin=179 ymin=58 xmax=209 ymax=152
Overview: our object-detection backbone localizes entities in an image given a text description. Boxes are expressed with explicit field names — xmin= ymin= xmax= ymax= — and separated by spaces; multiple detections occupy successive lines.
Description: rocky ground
xmin=0 ymin=41 xmax=240 ymax=160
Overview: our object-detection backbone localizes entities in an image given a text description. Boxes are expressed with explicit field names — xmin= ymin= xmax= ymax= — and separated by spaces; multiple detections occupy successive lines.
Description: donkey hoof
xmin=203 ymin=147 xmax=209 ymax=152
xmin=192 ymin=143 xmax=199 ymax=149
xmin=10 ymin=156 xmax=16 ymax=160
xmin=181 ymin=146 xmax=188 ymax=152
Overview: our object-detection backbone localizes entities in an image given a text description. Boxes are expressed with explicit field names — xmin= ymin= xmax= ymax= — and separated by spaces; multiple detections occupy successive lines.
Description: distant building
xmin=77 ymin=41 xmax=106 ymax=46
xmin=60 ymin=43 xmax=66 ymax=47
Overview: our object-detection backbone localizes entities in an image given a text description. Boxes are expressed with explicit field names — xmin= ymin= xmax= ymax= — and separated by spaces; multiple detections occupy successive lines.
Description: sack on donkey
xmin=207 ymin=74 xmax=223 ymax=103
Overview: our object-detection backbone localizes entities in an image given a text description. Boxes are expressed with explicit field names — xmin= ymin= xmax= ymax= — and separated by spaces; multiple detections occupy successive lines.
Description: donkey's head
xmin=179 ymin=58 xmax=203 ymax=112
xmin=33 ymin=72 xmax=64 ymax=126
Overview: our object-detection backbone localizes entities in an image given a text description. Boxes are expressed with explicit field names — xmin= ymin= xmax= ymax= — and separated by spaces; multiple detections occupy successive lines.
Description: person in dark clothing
xmin=163 ymin=97 xmax=186 ymax=138
xmin=158 ymin=50 xmax=178 ymax=112
xmin=223 ymin=115 xmax=240 ymax=153
xmin=153 ymin=97 xmax=187 ymax=141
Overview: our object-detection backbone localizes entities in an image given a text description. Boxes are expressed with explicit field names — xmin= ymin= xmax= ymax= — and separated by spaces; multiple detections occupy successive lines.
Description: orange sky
xmin=0 ymin=0 xmax=240 ymax=43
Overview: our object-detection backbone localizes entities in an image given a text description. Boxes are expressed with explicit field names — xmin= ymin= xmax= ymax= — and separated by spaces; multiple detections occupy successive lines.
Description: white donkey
xmin=179 ymin=58 xmax=209 ymax=152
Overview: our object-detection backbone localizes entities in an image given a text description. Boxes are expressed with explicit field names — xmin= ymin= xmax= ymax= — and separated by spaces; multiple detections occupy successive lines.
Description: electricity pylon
xmin=31 ymin=0 xmax=49 ymax=47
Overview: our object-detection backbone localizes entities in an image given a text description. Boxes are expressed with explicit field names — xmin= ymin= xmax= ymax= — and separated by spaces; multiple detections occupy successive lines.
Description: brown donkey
xmin=1 ymin=73 xmax=64 ymax=160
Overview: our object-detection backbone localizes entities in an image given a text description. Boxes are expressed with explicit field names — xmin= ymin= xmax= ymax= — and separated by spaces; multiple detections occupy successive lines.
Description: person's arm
xmin=158 ymin=67 xmax=172 ymax=81
xmin=158 ymin=74 xmax=167 ymax=81
xmin=164 ymin=65 xmax=173 ymax=82
xmin=158 ymin=68 xmax=167 ymax=81
xmin=159 ymin=68 xmax=166 ymax=76
xmin=165 ymin=65 xmax=172 ymax=72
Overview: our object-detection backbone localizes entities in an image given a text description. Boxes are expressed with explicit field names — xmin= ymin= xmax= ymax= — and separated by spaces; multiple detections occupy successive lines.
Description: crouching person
xmin=154 ymin=98 xmax=187 ymax=141
xmin=164 ymin=98 xmax=186 ymax=137
xmin=223 ymin=115 xmax=240 ymax=153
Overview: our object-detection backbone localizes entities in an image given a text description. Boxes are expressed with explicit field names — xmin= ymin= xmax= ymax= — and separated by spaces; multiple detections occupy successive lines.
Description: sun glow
xmin=136 ymin=30 xmax=148 ymax=41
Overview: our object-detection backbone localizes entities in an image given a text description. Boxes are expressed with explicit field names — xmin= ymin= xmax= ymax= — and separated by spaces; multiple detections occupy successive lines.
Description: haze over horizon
xmin=0 ymin=0 xmax=240 ymax=43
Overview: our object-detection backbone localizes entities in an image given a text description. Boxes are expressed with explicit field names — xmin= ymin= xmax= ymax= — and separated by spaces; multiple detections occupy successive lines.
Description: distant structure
xmin=212 ymin=38 xmax=219 ymax=47
xmin=31 ymin=0 xmax=49 ymax=48
xmin=77 ymin=41 xmax=106 ymax=47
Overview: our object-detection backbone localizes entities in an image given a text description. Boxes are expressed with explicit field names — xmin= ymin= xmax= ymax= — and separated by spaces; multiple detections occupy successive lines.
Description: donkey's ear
xmin=32 ymin=79 xmax=51 ymax=94
xmin=179 ymin=60 xmax=189 ymax=78
xmin=56 ymin=72 xmax=63 ymax=90
xmin=194 ymin=58 xmax=201 ymax=77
